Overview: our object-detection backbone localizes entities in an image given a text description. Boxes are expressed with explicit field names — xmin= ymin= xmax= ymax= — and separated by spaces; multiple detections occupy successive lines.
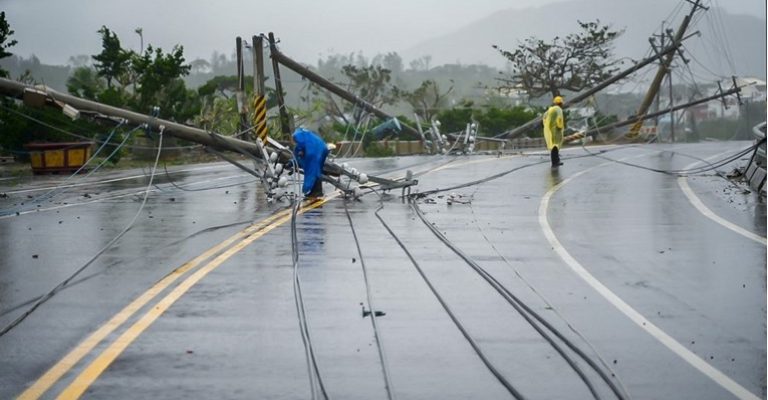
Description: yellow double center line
xmin=19 ymin=198 xmax=329 ymax=400
xmin=20 ymin=156 xmax=505 ymax=399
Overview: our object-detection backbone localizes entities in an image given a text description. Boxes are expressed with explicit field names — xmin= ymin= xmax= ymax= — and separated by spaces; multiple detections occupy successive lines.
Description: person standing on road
xmin=291 ymin=127 xmax=329 ymax=197
xmin=543 ymin=96 xmax=565 ymax=167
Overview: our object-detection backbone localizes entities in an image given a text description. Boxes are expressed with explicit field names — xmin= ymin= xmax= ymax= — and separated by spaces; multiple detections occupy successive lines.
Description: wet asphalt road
xmin=0 ymin=142 xmax=765 ymax=399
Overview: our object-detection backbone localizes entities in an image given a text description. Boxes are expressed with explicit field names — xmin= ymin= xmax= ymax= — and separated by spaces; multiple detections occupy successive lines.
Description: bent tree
xmin=493 ymin=20 xmax=624 ymax=100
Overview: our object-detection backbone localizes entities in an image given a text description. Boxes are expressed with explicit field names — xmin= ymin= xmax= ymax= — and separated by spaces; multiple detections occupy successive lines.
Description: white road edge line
xmin=0 ymin=173 xmax=252 ymax=220
xmin=538 ymin=154 xmax=761 ymax=400
xmin=677 ymin=151 xmax=766 ymax=245
xmin=2 ymin=163 xmax=232 ymax=195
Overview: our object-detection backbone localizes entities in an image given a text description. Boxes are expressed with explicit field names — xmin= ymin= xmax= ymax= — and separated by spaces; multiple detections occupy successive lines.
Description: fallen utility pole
xmin=495 ymin=36 xmax=694 ymax=140
xmin=582 ymin=84 xmax=741 ymax=137
xmin=0 ymin=77 xmax=413 ymax=187
xmin=267 ymin=32 xmax=422 ymax=139
xmin=0 ymin=77 xmax=269 ymax=157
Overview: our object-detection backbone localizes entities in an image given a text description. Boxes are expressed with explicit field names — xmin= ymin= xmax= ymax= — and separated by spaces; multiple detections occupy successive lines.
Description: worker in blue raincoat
xmin=543 ymin=96 xmax=565 ymax=167
xmin=291 ymin=128 xmax=329 ymax=197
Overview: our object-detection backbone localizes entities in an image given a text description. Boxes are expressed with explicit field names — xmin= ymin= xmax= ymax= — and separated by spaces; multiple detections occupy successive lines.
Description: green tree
xmin=0 ymin=11 xmax=17 ymax=78
xmin=408 ymin=55 xmax=432 ymax=72
xmin=66 ymin=66 xmax=105 ymax=100
xmin=197 ymin=75 xmax=241 ymax=99
xmin=372 ymin=52 xmax=404 ymax=76
xmin=435 ymin=102 xmax=539 ymax=137
xmin=398 ymin=79 xmax=453 ymax=122
xmin=338 ymin=64 xmax=398 ymax=126
xmin=436 ymin=103 xmax=474 ymax=134
xmin=131 ymin=45 xmax=191 ymax=113
xmin=92 ymin=26 xmax=132 ymax=89
xmin=195 ymin=75 xmax=280 ymax=136
xmin=475 ymin=106 xmax=538 ymax=136
xmin=493 ymin=20 xmax=623 ymax=99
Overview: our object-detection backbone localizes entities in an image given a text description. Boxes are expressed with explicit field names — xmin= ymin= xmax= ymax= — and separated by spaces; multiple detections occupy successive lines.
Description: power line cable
xmin=343 ymin=199 xmax=397 ymax=400
xmin=0 ymin=124 xmax=142 ymax=216
xmin=286 ymin=151 xmax=330 ymax=400
xmin=373 ymin=201 xmax=527 ymax=400
xmin=0 ymin=103 xmax=200 ymax=151
xmin=0 ymin=126 xmax=167 ymax=338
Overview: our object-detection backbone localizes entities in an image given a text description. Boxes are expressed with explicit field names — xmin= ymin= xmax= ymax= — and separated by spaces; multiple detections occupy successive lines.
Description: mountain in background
xmin=401 ymin=0 xmax=766 ymax=81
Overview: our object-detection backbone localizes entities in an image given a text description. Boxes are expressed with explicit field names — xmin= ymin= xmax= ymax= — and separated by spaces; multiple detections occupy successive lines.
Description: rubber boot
xmin=551 ymin=147 xmax=563 ymax=167
xmin=308 ymin=179 xmax=324 ymax=198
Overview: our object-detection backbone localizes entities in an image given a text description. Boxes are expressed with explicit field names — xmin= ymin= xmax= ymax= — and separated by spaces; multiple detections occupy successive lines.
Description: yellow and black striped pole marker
xmin=253 ymin=95 xmax=268 ymax=143
xmin=626 ymin=119 xmax=644 ymax=138
xmin=564 ymin=131 xmax=586 ymax=143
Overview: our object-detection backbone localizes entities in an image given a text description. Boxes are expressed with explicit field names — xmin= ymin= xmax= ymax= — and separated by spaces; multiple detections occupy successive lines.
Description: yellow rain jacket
xmin=543 ymin=105 xmax=564 ymax=151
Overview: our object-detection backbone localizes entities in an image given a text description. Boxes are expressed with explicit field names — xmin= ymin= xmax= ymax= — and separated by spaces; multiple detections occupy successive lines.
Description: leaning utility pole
xmin=267 ymin=32 xmax=422 ymax=140
xmin=581 ymin=83 xmax=741 ymax=137
xmin=627 ymin=0 xmax=707 ymax=138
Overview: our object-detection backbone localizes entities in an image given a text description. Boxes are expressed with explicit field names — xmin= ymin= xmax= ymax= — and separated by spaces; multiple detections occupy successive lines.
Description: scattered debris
xmin=726 ymin=168 xmax=743 ymax=179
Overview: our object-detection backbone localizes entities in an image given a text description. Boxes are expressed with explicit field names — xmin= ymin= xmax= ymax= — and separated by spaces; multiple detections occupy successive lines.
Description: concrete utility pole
xmin=252 ymin=35 xmax=268 ymax=143
xmin=235 ymin=37 xmax=249 ymax=136
xmin=253 ymin=36 xmax=266 ymax=95
xmin=0 ymin=77 xmax=290 ymax=163
xmin=628 ymin=0 xmax=707 ymax=137
xmin=650 ymin=23 xmax=665 ymax=129
xmin=0 ymin=76 xmax=420 ymax=191
xmin=668 ymin=67 xmax=675 ymax=142
xmin=267 ymin=32 xmax=422 ymax=139
xmin=267 ymin=33 xmax=292 ymax=136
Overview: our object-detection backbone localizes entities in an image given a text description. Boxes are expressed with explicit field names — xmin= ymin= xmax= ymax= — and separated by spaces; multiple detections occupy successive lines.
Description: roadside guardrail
xmin=745 ymin=122 xmax=766 ymax=195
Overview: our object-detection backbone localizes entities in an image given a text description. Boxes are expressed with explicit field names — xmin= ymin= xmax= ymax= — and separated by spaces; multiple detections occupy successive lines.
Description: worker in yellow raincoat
xmin=543 ymin=96 xmax=564 ymax=167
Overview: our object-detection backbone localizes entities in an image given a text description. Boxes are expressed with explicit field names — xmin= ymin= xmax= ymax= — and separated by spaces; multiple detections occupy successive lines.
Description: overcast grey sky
xmin=3 ymin=0 xmax=765 ymax=66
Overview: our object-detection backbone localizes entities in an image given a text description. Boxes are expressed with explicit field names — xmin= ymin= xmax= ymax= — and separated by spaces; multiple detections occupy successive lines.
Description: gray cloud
xmin=3 ymin=0 xmax=765 ymax=66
